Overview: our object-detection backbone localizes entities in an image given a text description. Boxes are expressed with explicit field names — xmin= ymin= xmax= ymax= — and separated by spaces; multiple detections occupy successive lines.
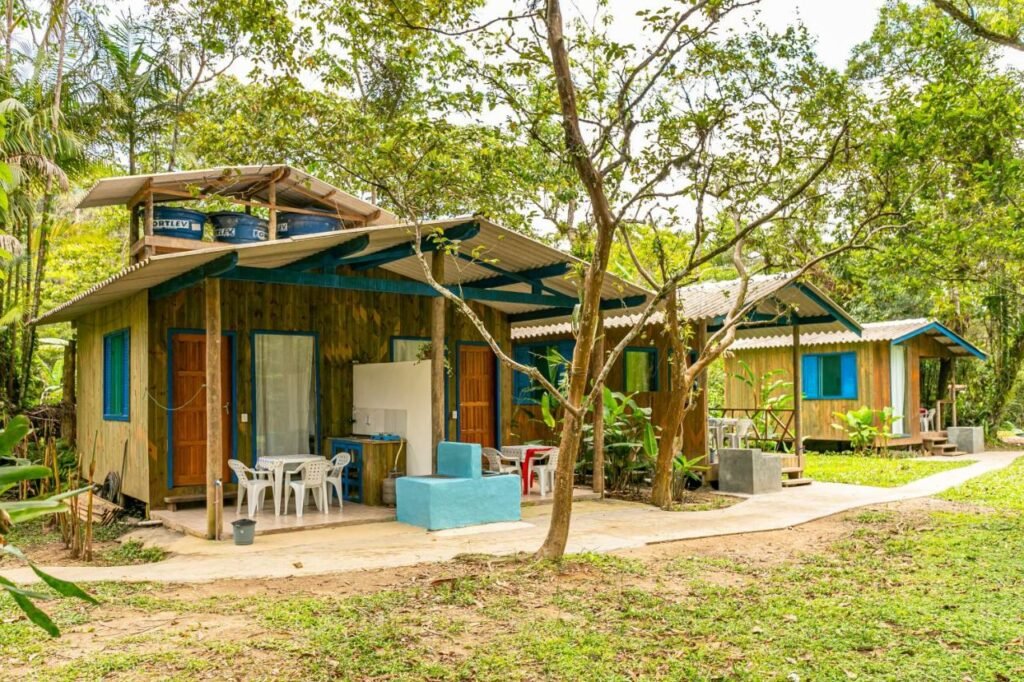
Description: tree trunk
xmin=536 ymin=0 xmax=619 ymax=560
xmin=651 ymin=290 xmax=688 ymax=508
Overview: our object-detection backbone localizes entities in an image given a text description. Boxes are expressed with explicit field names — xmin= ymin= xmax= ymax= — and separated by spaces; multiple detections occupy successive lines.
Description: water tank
xmin=209 ymin=212 xmax=269 ymax=244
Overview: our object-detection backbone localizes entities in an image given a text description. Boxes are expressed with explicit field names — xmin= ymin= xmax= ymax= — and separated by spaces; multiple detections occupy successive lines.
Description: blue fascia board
xmin=341 ymin=222 xmax=480 ymax=270
xmin=706 ymin=313 xmax=838 ymax=333
xmin=890 ymin=322 xmax=988 ymax=360
xmin=151 ymin=253 xmax=239 ymax=301
xmin=217 ymin=266 xmax=581 ymax=308
xmin=453 ymin=254 xmax=568 ymax=298
xmin=279 ymin=234 xmax=371 ymax=271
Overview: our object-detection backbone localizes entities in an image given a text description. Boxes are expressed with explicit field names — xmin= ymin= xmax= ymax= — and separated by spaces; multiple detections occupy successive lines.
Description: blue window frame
xmin=512 ymin=340 xmax=574 ymax=405
xmin=103 ymin=328 xmax=130 ymax=421
xmin=624 ymin=347 xmax=659 ymax=393
xmin=802 ymin=352 xmax=857 ymax=400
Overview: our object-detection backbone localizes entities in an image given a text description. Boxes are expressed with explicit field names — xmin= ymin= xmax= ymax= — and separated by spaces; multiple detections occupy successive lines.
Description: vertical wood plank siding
xmin=512 ymin=325 xmax=708 ymax=461
xmin=74 ymin=291 xmax=150 ymax=503
xmin=724 ymin=334 xmax=960 ymax=443
xmin=146 ymin=269 xmax=512 ymax=507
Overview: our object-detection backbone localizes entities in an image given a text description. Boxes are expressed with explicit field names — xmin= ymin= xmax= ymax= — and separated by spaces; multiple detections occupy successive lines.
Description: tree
xmin=932 ymin=0 xmax=1024 ymax=51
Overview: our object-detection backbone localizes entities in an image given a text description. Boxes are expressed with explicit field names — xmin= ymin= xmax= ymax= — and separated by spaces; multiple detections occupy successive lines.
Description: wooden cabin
xmin=34 ymin=166 xmax=649 ymax=535
xmin=510 ymin=273 xmax=861 ymax=482
xmin=725 ymin=318 xmax=987 ymax=450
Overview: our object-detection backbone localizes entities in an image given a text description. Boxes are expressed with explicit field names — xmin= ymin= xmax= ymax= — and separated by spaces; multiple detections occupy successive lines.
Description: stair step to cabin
xmin=163 ymin=492 xmax=235 ymax=512
xmin=937 ymin=450 xmax=967 ymax=457
xmin=781 ymin=466 xmax=804 ymax=474
xmin=782 ymin=477 xmax=813 ymax=487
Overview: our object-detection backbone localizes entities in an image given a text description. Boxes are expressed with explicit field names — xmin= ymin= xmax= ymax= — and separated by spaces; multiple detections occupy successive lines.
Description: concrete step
xmin=782 ymin=477 xmax=813 ymax=487
xmin=781 ymin=466 xmax=804 ymax=474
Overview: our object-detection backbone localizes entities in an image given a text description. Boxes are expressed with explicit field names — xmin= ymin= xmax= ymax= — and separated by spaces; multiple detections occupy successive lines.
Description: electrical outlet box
xmin=240 ymin=413 xmax=248 ymax=423
xmin=451 ymin=410 xmax=458 ymax=420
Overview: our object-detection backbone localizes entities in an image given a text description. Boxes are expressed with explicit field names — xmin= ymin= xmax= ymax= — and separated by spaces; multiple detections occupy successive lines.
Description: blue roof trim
xmin=890 ymin=322 xmax=988 ymax=360
xmin=794 ymin=283 xmax=862 ymax=335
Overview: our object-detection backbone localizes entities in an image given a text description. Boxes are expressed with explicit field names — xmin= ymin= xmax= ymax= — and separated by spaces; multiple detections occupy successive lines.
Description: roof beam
xmin=455 ymin=258 xmax=571 ymax=295
xmin=343 ymin=222 xmax=480 ymax=271
xmin=706 ymin=313 xmax=837 ymax=333
xmin=507 ymin=295 xmax=647 ymax=323
xmin=217 ymin=265 xmax=579 ymax=307
xmin=279 ymin=234 xmax=371 ymax=272
xmin=794 ymin=283 xmax=861 ymax=335
xmin=891 ymin=322 xmax=987 ymax=360
xmin=151 ymin=253 xmax=239 ymax=301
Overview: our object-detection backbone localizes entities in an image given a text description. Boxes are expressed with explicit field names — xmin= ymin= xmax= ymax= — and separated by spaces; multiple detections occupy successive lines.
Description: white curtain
xmin=392 ymin=338 xmax=429 ymax=363
xmin=890 ymin=344 xmax=906 ymax=434
xmin=255 ymin=333 xmax=317 ymax=457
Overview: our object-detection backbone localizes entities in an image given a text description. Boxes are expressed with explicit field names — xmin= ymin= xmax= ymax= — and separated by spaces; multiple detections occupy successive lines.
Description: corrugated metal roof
xmin=34 ymin=217 xmax=650 ymax=325
xmin=512 ymin=272 xmax=858 ymax=340
xmin=76 ymin=164 xmax=398 ymax=225
xmin=730 ymin=318 xmax=987 ymax=358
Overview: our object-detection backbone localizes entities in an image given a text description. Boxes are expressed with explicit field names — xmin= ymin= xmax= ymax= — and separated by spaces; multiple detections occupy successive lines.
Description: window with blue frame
xmin=802 ymin=352 xmax=857 ymax=400
xmin=103 ymin=329 xmax=130 ymax=421
xmin=512 ymin=340 xmax=574 ymax=404
xmin=623 ymin=347 xmax=659 ymax=393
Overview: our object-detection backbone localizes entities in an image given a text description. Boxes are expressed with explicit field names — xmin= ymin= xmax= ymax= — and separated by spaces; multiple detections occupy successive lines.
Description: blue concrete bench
xmin=396 ymin=441 xmax=521 ymax=531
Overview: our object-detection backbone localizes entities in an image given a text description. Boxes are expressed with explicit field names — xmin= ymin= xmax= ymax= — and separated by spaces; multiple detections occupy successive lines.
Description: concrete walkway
xmin=3 ymin=451 xmax=1018 ymax=585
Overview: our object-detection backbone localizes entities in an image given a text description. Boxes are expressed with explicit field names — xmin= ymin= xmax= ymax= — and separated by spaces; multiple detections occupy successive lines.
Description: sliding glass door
xmin=254 ymin=332 xmax=319 ymax=457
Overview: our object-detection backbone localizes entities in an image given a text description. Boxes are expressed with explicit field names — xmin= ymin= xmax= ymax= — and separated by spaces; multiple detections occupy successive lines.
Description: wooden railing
xmin=708 ymin=406 xmax=796 ymax=452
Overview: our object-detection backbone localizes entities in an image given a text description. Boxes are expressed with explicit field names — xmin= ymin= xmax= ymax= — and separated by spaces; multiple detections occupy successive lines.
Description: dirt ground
xmin=4 ymin=496 xmax=982 ymax=681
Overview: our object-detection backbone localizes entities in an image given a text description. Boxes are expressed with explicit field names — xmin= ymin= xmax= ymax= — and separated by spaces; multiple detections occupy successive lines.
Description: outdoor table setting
xmin=500 ymin=444 xmax=555 ymax=494
xmin=255 ymin=453 xmax=326 ymax=515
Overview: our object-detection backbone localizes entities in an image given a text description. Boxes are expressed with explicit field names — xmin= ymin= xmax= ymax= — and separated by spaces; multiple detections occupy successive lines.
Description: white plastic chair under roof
xmin=326 ymin=451 xmax=351 ymax=509
xmin=482 ymin=447 xmax=519 ymax=475
xmin=531 ymin=448 xmax=559 ymax=497
xmin=284 ymin=459 xmax=330 ymax=518
xmin=229 ymin=459 xmax=273 ymax=518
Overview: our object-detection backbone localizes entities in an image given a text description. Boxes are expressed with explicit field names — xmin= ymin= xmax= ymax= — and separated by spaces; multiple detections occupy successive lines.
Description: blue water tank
xmin=152 ymin=206 xmax=206 ymax=241
xmin=277 ymin=211 xmax=341 ymax=238
xmin=209 ymin=212 xmax=269 ymax=244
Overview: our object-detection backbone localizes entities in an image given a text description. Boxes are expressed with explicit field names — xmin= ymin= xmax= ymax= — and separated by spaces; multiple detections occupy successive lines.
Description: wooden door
xmin=458 ymin=344 xmax=497 ymax=447
xmin=171 ymin=333 xmax=232 ymax=487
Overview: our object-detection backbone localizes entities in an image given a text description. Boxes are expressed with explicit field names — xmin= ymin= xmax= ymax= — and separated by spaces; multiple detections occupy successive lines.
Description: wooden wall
xmin=74 ymin=291 xmax=150 ymax=503
xmin=146 ymin=271 xmax=512 ymax=507
xmin=724 ymin=335 xmax=960 ymax=443
xmin=512 ymin=323 xmax=708 ymax=459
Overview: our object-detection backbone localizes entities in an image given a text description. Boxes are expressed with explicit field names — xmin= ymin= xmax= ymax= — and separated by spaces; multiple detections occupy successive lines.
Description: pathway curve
xmin=4 ymin=451 xmax=1018 ymax=585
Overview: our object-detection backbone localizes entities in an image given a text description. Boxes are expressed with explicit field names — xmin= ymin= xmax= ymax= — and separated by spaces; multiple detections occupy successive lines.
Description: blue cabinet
xmin=329 ymin=438 xmax=364 ymax=503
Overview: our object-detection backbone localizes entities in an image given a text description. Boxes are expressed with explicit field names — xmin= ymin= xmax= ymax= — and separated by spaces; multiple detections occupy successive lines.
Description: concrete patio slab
xmin=4 ymin=451 xmax=1018 ymax=586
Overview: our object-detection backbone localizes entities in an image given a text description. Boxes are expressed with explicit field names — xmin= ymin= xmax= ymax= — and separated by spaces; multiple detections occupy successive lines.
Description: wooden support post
xmin=143 ymin=185 xmax=155 ymax=259
xmin=591 ymin=313 xmax=605 ymax=496
xmin=950 ymin=357 xmax=958 ymax=427
xmin=268 ymin=180 xmax=277 ymax=240
xmin=205 ymin=278 xmax=223 ymax=540
xmin=792 ymin=322 xmax=804 ymax=473
xmin=430 ymin=252 xmax=446 ymax=472
xmin=128 ymin=204 xmax=140 ymax=264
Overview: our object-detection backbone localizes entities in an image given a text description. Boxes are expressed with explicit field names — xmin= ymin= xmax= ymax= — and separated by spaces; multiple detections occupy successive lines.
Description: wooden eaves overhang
xmin=33 ymin=219 xmax=650 ymax=327
xmin=128 ymin=220 xmax=647 ymax=317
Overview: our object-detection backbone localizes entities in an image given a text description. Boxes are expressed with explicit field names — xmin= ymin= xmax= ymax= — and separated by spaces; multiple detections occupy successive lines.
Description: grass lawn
xmin=805 ymin=452 xmax=973 ymax=487
xmin=2 ymin=457 xmax=1023 ymax=681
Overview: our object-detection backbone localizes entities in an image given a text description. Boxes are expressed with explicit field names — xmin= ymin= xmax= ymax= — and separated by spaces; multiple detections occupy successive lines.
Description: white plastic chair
xmin=482 ymin=447 xmax=519 ymax=475
xmin=229 ymin=459 xmax=273 ymax=518
xmin=325 ymin=451 xmax=351 ymax=509
xmin=922 ymin=408 xmax=936 ymax=432
xmin=728 ymin=419 xmax=755 ymax=448
xmin=531 ymin=448 xmax=559 ymax=497
xmin=283 ymin=459 xmax=330 ymax=518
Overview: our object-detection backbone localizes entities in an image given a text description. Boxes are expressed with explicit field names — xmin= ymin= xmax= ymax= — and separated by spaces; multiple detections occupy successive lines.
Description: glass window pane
xmin=625 ymin=350 xmax=653 ymax=392
xmin=392 ymin=338 xmax=429 ymax=363
xmin=820 ymin=354 xmax=842 ymax=397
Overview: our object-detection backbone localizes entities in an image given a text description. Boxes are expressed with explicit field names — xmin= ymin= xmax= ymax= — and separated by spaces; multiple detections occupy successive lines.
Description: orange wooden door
xmin=171 ymin=333 xmax=232 ymax=487
xmin=458 ymin=344 xmax=497 ymax=447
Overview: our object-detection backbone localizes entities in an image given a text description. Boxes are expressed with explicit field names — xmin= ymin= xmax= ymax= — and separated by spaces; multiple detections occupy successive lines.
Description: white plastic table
xmin=256 ymin=454 xmax=325 ymax=515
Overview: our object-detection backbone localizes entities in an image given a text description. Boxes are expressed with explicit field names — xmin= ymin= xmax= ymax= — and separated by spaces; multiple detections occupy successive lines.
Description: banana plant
xmin=0 ymin=415 xmax=96 ymax=636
